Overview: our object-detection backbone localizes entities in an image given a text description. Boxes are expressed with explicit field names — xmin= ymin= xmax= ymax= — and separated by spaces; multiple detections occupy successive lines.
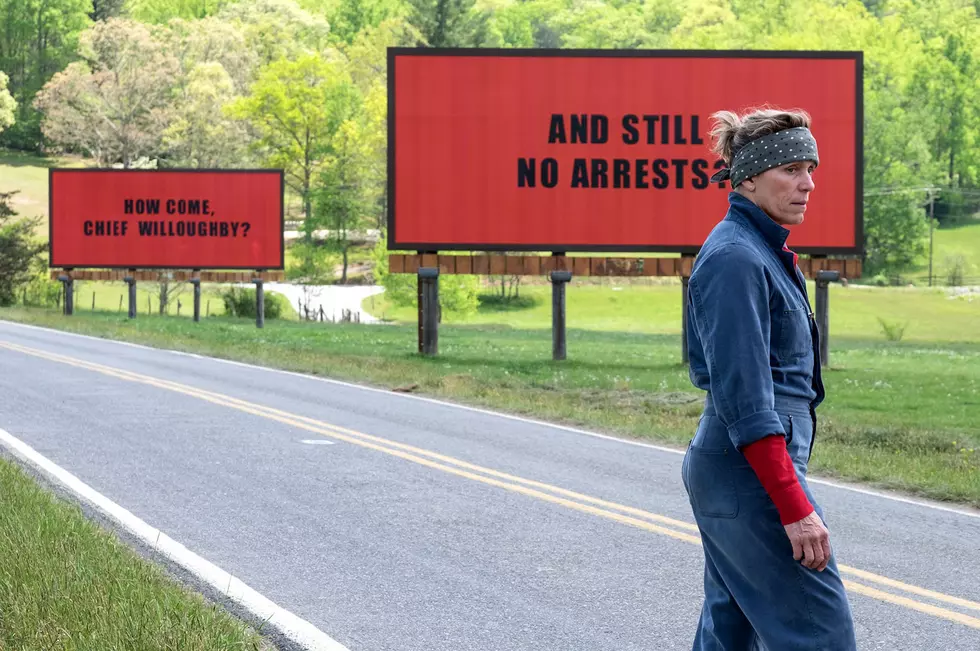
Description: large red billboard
xmin=49 ymin=169 xmax=284 ymax=269
xmin=389 ymin=49 xmax=863 ymax=255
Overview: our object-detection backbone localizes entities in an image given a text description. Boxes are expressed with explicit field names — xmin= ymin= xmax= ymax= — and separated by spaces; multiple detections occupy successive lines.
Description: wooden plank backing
xmin=383 ymin=254 xmax=859 ymax=279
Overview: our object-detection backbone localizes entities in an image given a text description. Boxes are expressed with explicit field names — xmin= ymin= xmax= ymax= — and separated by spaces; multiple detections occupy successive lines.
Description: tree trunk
xmin=341 ymin=246 xmax=349 ymax=284
xmin=159 ymin=281 xmax=168 ymax=315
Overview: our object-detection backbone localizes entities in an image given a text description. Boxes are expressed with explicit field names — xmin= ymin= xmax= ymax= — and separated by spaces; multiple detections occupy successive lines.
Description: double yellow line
xmin=2 ymin=340 xmax=979 ymax=631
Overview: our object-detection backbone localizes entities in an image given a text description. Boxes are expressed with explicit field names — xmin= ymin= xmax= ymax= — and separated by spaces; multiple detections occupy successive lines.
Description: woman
xmin=681 ymin=108 xmax=857 ymax=650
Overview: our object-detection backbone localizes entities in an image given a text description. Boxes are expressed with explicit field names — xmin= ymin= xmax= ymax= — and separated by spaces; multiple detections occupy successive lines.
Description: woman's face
xmin=738 ymin=160 xmax=817 ymax=226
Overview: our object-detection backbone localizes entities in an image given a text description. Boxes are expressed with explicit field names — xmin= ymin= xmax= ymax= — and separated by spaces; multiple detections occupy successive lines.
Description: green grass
xmin=1 ymin=307 xmax=977 ymax=508
xmin=54 ymin=281 xmax=231 ymax=318
xmin=0 ymin=149 xmax=84 ymax=232
xmin=0 ymin=455 xmax=270 ymax=650
xmin=367 ymin=281 xmax=980 ymax=343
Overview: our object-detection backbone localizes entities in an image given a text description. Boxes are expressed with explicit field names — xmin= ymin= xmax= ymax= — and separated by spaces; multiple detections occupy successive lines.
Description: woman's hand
xmin=784 ymin=511 xmax=832 ymax=571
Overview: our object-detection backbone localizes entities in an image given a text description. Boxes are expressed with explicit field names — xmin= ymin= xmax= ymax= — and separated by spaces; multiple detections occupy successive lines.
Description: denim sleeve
xmin=688 ymin=245 xmax=785 ymax=448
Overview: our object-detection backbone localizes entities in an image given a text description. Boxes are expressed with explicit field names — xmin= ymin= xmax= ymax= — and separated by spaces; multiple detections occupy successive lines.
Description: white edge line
xmin=0 ymin=426 xmax=350 ymax=651
xmin=3 ymin=319 xmax=980 ymax=521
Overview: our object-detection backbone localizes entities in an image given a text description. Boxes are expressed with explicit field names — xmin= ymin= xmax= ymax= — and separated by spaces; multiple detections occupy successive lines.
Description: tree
xmin=126 ymin=0 xmax=234 ymax=23
xmin=161 ymin=62 xmax=250 ymax=167
xmin=217 ymin=0 xmax=331 ymax=67
xmin=664 ymin=0 xmax=970 ymax=277
xmin=162 ymin=16 xmax=258 ymax=94
xmin=91 ymin=0 xmax=126 ymax=21
xmin=322 ymin=0 xmax=411 ymax=45
xmin=408 ymin=0 xmax=490 ymax=46
xmin=0 ymin=71 xmax=15 ymax=134
xmin=0 ymin=0 xmax=91 ymax=150
xmin=0 ymin=191 xmax=46 ymax=306
xmin=229 ymin=53 xmax=360 ymax=225
xmin=33 ymin=18 xmax=179 ymax=167
xmin=314 ymin=112 xmax=371 ymax=284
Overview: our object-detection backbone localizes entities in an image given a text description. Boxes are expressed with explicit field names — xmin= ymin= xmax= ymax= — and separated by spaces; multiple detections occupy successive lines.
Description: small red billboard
xmin=388 ymin=49 xmax=862 ymax=255
xmin=49 ymin=169 xmax=284 ymax=269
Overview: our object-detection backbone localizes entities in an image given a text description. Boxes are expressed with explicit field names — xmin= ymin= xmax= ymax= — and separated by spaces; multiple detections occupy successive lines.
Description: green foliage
xmin=369 ymin=232 xmax=479 ymax=315
xmin=408 ymin=0 xmax=488 ymax=46
xmin=370 ymin=231 xmax=417 ymax=306
xmin=32 ymin=18 xmax=179 ymax=167
xmin=161 ymin=61 xmax=251 ymax=167
xmin=229 ymin=52 xmax=360 ymax=223
xmin=942 ymin=253 xmax=972 ymax=286
xmin=126 ymin=0 xmax=234 ymax=23
xmin=220 ymin=286 xmax=294 ymax=320
xmin=217 ymin=0 xmax=331 ymax=65
xmin=0 ymin=0 xmax=92 ymax=150
xmin=477 ymin=292 xmax=540 ymax=312
xmin=878 ymin=316 xmax=908 ymax=341
xmin=0 ymin=191 xmax=46 ymax=306
xmin=1 ymin=0 xmax=975 ymax=281
xmin=0 ymin=71 xmax=15 ymax=134
xmin=287 ymin=240 xmax=339 ymax=283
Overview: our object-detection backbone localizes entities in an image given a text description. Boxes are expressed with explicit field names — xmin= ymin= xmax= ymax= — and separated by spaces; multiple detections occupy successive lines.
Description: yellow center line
xmin=843 ymin=582 xmax=980 ymax=629
xmin=3 ymin=340 xmax=980 ymax=630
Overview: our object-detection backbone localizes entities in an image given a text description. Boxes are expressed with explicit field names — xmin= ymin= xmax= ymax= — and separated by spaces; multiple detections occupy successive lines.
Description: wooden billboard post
xmin=58 ymin=272 xmax=74 ymax=316
xmin=418 ymin=267 xmax=440 ymax=356
xmin=550 ymin=270 xmax=572 ymax=360
xmin=815 ymin=269 xmax=840 ymax=368
xmin=190 ymin=270 xmax=201 ymax=322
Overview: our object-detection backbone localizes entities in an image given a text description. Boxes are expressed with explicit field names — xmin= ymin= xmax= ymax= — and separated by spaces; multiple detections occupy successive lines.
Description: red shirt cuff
xmin=742 ymin=434 xmax=814 ymax=525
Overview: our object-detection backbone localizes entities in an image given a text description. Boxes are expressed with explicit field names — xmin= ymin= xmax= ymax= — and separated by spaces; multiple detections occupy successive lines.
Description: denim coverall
xmin=681 ymin=192 xmax=857 ymax=650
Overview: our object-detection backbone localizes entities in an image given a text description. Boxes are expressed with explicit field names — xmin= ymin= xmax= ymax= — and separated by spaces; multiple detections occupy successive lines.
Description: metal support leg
xmin=550 ymin=270 xmax=572 ymax=361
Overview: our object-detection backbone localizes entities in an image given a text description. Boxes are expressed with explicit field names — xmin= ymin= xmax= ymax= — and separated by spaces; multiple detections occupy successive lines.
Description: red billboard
xmin=388 ymin=49 xmax=863 ymax=255
xmin=49 ymin=169 xmax=284 ymax=269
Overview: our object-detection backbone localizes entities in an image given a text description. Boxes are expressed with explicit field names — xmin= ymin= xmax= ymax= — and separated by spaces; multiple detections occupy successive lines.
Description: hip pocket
xmin=685 ymin=446 xmax=739 ymax=519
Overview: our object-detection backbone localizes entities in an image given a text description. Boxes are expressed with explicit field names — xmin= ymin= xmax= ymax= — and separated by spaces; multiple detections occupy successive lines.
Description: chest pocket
xmin=775 ymin=306 xmax=812 ymax=360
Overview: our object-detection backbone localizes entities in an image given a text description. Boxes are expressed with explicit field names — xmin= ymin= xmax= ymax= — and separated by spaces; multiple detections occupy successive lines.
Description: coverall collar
xmin=725 ymin=191 xmax=791 ymax=253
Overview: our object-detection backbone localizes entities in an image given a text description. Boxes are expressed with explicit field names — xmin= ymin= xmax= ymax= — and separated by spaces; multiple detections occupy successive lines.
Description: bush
xmin=943 ymin=254 xmax=970 ymax=287
xmin=220 ymin=287 xmax=293 ymax=320
xmin=877 ymin=317 xmax=907 ymax=342
xmin=0 ymin=191 xmax=46 ymax=306
xmin=478 ymin=293 xmax=540 ymax=311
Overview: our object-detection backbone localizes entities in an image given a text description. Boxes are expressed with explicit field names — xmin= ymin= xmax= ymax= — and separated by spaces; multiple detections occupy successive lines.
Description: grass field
xmin=366 ymin=280 xmax=980 ymax=343
xmin=53 ymin=280 xmax=231 ymax=317
xmin=1 ymin=306 xmax=977 ymax=509
xmin=0 ymin=455 xmax=269 ymax=650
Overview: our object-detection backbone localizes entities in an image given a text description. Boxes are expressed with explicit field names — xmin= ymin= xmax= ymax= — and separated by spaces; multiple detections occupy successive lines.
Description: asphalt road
xmin=1 ymin=320 xmax=978 ymax=650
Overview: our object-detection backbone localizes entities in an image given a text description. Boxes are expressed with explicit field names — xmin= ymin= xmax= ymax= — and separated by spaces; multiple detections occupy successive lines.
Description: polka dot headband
xmin=710 ymin=126 xmax=819 ymax=187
